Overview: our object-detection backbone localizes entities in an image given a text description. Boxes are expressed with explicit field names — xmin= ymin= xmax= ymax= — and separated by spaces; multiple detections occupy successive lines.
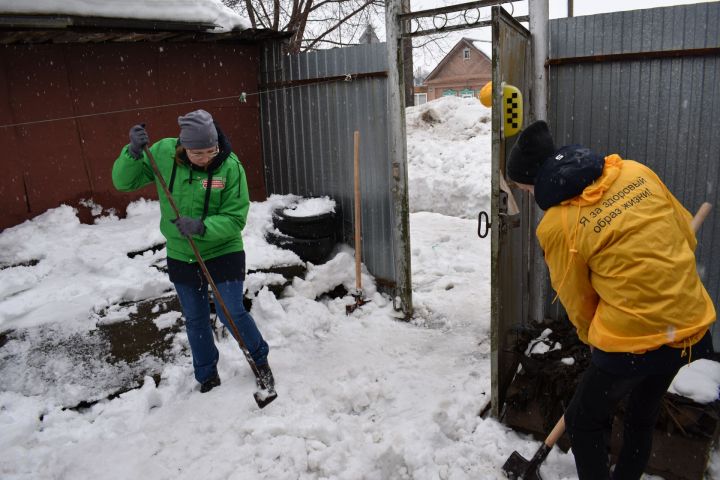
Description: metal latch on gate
xmin=477 ymin=185 xmax=521 ymax=238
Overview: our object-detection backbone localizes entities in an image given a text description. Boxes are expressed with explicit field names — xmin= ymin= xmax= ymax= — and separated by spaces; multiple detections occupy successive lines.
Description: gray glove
xmin=172 ymin=216 xmax=206 ymax=237
xmin=128 ymin=124 xmax=149 ymax=159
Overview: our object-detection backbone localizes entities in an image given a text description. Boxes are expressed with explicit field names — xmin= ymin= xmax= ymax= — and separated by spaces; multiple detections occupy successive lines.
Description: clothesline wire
xmin=0 ymin=73 xmax=358 ymax=129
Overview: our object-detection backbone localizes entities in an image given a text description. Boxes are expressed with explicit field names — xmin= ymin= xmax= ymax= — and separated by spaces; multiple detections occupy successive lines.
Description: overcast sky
xmin=411 ymin=0 xmax=715 ymax=69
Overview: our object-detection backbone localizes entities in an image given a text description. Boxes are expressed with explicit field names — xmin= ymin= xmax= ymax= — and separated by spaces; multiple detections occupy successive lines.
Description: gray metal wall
xmin=258 ymin=43 xmax=398 ymax=287
xmin=548 ymin=2 xmax=720 ymax=347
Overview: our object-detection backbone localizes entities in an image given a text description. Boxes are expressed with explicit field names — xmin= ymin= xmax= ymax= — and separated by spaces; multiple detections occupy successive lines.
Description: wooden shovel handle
xmin=545 ymin=415 xmax=566 ymax=447
xmin=691 ymin=202 xmax=712 ymax=233
xmin=353 ymin=131 xmax=362 ymax=291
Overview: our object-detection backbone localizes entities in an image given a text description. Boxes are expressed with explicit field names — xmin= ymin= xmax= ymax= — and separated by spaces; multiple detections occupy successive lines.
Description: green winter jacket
xmin=112 ymin=136 xmax=249 ymax=263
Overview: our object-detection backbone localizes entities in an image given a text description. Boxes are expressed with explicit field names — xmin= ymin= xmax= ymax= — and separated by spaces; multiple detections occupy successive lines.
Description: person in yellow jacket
xmin=506 ymin=120 xmax=716 ymax=480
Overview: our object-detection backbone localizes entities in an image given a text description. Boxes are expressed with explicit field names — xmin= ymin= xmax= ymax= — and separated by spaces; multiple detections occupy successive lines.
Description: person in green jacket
xmin=112 ymin=109 xmax=273 ymax=394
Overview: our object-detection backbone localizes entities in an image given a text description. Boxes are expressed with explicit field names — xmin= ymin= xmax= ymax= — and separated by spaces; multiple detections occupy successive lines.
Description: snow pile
xmin=0 ymin=0 xmax=249 ymax=32
xmin=406 ymin=96 xmax=492 ymax=219
xmin=242 ymin=194 xmax=305 ymax=270
xmin=0 ymin=197 xmax=503 ymax=479
xmin=0 ymin=200 xmax=169 ymax=332
xmin=670 ymin=359 xmax=720 ymax=404
xmin=283 ymin=196 xmax=336 ymax=217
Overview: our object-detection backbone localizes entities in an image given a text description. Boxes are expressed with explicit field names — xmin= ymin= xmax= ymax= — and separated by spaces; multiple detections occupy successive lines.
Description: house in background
xmin=413 ymin=84 xmax=428 ymax=105
xmin=413 ymin=68 xmax=429 ymax=105
xmin=422 ymin=37 xmax=491 ymax=102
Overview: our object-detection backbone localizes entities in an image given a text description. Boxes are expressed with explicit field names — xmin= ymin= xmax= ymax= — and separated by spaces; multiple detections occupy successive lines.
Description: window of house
xmin=463 ymin=48 xmax=470 ymax=60
xmin=460 ymin=88 xmax=475 ymax=98
xmin=414 ymin=93 xmax=428 ymax=105
xmin=442 ymin=89 xmax=457 ymax=97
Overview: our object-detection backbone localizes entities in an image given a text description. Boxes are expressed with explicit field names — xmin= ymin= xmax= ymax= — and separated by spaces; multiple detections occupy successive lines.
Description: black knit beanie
xmin=506 ymin=120 xmax=557 ymax=185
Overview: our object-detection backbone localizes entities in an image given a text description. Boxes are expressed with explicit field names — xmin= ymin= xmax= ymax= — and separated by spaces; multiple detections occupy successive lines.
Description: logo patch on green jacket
xmin=202 ymin=178 xmax=226 ymax=189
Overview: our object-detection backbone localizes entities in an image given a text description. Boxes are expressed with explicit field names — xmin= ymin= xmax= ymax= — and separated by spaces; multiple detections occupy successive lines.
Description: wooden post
xmin=385 ymin=0 xmax=413 ymax=318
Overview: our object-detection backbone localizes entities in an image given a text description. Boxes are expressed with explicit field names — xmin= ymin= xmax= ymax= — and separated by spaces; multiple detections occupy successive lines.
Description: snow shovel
xmin=502 ymin=201 xmax=713 ymax=478
xmin=143 ymin=145 xmax=277 ymax=409
xmin=691 ymin=201 xmax=712 ymax=232
xmin=502 ymin=416 xmax=565 ymax=480
xmin=346 ymin=130 xmax=369 ymax=315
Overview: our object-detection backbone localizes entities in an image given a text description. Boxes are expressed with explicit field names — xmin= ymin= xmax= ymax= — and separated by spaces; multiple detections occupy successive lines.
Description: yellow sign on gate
xmin=479 ymin=81 xmax=523 ymax=137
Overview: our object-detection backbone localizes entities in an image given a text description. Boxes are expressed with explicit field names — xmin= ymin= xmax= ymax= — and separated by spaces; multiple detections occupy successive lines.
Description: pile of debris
xmin=503 ymin=318 xmax=720 ymax=480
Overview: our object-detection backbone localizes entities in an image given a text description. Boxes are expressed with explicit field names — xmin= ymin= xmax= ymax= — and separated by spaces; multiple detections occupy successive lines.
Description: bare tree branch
xmin=304 ymin=0 xmax=374 ymax=50
xmin=273 ymin=0 xmax=280 ymax=30
xmin=256 ymin=0 xmax=273 ymax=27
xmin=224 ymin=0 xmax=386 ymax=53
xmin=243 ymin=0 xmax=257 ymax=27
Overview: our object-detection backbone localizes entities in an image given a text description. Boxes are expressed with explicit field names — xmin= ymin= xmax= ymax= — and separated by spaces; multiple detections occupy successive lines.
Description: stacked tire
xmin=266 ymin=199 xmax=340 ymax=265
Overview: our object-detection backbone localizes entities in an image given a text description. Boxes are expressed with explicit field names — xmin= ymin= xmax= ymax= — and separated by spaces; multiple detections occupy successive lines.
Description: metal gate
xmin=385 ymin=0 xmax=534 ymax=416
xmin=489 ymin=7 xmax=534 ymax=419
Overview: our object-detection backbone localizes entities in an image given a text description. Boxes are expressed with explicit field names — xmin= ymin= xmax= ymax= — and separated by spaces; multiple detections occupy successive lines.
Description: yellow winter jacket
xmin=537 ymin=155 xmax=715 ymax=353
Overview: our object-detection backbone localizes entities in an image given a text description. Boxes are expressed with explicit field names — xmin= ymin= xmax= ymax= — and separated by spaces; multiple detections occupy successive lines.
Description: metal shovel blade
xmin=502 ymin=451 xmax=543 ymax=480
xmin=345 ymin=293 xmax=369 ymax=315
xmin=253 ymin=388 xmax=278 ymax=409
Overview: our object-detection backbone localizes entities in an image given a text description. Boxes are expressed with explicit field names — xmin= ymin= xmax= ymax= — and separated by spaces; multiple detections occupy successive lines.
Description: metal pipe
xmin=529 ymin=0 xmax=548 ymax=122
xmin=528 ymin=0 xmax=549 ymax=325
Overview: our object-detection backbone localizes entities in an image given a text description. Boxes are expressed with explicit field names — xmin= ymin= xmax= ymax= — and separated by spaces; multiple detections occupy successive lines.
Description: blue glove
xmin=128 ymin=124 xmax=149 ymax=159
xmin=172 ymin=216 xmax=206 ymax=237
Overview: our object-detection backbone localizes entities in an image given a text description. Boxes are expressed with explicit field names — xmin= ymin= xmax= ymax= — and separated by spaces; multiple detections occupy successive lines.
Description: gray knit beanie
xmin=178 ymin=109 xmax=218 ymax=149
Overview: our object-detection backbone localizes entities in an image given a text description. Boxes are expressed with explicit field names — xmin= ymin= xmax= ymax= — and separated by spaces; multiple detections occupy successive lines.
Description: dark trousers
xmin=564 ymin=363 xmax=678 ymax=480
xmin=566 ymin=333 xmax=715 ymax=479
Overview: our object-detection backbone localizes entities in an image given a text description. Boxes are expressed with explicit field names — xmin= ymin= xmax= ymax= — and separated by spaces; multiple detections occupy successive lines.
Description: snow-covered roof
xmin=0 ymin=0 xmax=249 ymax=32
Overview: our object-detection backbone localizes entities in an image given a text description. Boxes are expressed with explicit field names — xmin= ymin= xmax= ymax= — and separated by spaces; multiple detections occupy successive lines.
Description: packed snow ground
xmin=1 ymin=96 xmax=719 ymax=479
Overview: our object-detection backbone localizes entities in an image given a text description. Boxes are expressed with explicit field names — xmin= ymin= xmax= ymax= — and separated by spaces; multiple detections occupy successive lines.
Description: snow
xmin=283 ymin=196 xmax=336 ymax=217
xmin=406 ymin=97 xmax=492 ymax=219
xmin=0 ymin=200 xmax=170 ymax=332
xmin=0 ymin=96 xmax=718 ymax=479
xmin=0 ymin=0 xmax=249 ymax=32
xmin=522 ymin=328 xmax=563 ymax=356
xmin=244 ymin=195 xmax=306 ymax=270
xmin=669 ymin=359 xmax=720 ymax=404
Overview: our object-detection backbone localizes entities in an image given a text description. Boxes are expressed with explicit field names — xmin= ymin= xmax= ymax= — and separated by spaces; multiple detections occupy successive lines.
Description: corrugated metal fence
xmin=258 ymin=43 xmax=400 ymax=289
xmin=548 ymin=2 xmax=720 ymax=347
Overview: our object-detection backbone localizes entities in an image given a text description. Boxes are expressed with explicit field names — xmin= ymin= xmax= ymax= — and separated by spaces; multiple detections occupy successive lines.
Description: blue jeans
xmin=174 ymin=280 xmax=269 ymax=383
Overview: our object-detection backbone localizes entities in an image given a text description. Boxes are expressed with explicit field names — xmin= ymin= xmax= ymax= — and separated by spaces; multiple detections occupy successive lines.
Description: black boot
xmin=256 ymin=363 xmax=275 ymax=391
xmin=200 ymin=372 xmax=221 ymax=393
